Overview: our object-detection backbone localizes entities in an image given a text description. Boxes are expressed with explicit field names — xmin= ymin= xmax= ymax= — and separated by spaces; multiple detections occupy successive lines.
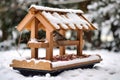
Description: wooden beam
xmin=16 ymin=12 xmax=34 ymax=32
xmin=30 ymin=18 xmax=39 ymax=59
xmin=28 ymin=40 xmax=79 ymax=48
xmin=79 ymin=14 xmax=97 ymax=30
xmin=25 ymin=21 xmax=46 ymax=31
xmin=27 ymin=42 xmax=49 ymax=48
xmin=54 ymin=40 xmax=79 ymax=47
xmin=46 ymin=30 xmax=53 ymax=61
xmin=53 ymin=56 xmax=102 ymax=70
xmin=59 ymin=30 xmax=65 ymax=55
xmin=25 ymin=20 xmax=32 ymax=31
xmin=10 ymin=59 xmax=52 ymax=70
xmin=38 ymin=23 xmax=46 ymax=31
xmin=31 ymin=48 xmax=38 ymax=59
xmin=35 ymin=12 xmax=55 ymax=32
xmin=29 ymin=7 xmax=38 ymax=14
xmin=77 ymin=30 xmax=83 ymax=56
xmin=31 ymin=18 xmax=39 ymax=38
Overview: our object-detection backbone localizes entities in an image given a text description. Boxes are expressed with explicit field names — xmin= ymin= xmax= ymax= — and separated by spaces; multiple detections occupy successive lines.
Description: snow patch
xmin=0 ymin=49 xmax=120 ymax=80
xmin=0 ymin=30 xmax=2 ymax=37
xmin=30 ymin=4 xmax=83 ymax=13
xmin=26 ymin=58 xmax=51 ymax=64
xmin=52 ymin=55 xmax=100 ymax=68
xmin=29 ymin=38 xmax=38 ymax=43
xmin=42 ymin=11 xmax=89 ymax=30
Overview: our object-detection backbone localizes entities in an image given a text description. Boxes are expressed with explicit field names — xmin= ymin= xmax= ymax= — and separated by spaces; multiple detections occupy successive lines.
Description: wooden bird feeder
xmin=10 ymin=5 xmax=102 ymax=76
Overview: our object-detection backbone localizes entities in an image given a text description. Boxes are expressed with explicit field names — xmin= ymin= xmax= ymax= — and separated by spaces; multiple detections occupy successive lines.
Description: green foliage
xmin=87 ymin=0 xmax=120 ymax=51
xmin=0 ymin=0 xmax=27 ymax=41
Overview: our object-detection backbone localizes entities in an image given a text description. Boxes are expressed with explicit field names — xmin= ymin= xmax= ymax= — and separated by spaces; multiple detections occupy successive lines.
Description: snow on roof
xmin=42 ymin=11 xmax=90 ymax=29
xmin=30 ymin=4 xmax=84 ymax=14
xmin=16 ymin=5 xmax=96 ymax=31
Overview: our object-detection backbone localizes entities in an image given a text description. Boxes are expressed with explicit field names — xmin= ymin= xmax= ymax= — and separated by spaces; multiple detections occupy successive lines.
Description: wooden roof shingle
xmin=16 ymin=5 xmax=97 ymax=32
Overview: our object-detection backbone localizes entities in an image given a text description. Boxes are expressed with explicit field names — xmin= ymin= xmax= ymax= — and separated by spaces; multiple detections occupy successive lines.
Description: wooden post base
xmin=10 ymin=55 xmax=102 ymax=76
xmin=13 ymin=63 xmax=96 ymax=76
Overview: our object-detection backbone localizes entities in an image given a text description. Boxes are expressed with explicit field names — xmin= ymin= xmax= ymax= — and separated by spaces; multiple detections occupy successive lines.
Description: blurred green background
xmin=0 ymin=0 xmax=119 ymax=52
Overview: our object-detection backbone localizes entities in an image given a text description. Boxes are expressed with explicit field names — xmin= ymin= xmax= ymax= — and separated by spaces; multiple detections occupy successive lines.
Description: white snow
xmin=26 ymin=58 xmax=51 ymax=64
xmin=0 ymin=30 xmax=2 ymax=37
xmin=100 ymin=19 xmax=116 ymax=42
xmin=30 ymin=4 xmax=84 ymax=13
xmin=52 ymin=55 xmax=100 ymax=68
xmin=115 ymin=29 xmax=120 ymax=38
xmin=42 ymin=11 xmax=90 ymax=30
xmin=29 ymin=5 xmax=94 ymax=30
xmin=0 ymin=49 xmax=120 ymax=80
xmin=66 ymin=13 xmax=89 ymax=29
xmin=29 ymin=38 xmax=38 ymax=43
xmin=87 ymin=2 xmax=98 ymax=10
xmin=12 ymin=31 xmax=18 ymax=39
xmin=18 ymin=55 xmax=100 ymax=68
xmin=42 ymin=11 xmax=60 ymax=29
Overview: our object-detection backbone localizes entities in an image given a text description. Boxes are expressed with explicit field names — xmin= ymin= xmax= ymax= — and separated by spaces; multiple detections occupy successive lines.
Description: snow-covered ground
xmin=0 ymin=49 xmax=120 ymax=80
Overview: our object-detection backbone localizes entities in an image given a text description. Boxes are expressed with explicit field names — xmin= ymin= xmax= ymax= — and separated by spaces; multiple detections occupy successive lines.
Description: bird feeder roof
xmin=16 ymin=5 xmax=97 ymax=32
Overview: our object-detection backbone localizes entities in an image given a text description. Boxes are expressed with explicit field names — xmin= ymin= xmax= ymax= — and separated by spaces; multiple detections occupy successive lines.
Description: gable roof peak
xmin=30 ymin=4 xmax=84 ymax=14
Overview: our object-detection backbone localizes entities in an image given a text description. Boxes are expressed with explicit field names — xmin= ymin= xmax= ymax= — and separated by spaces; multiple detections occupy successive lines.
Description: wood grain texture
xmin=10 ymin=55 xmax=102 ymax=71
xmin=17 ymin=12 xmax=34 ymax=32
xmin=35 ymin=12 xmax=55 ymax=32
xmin=28 ymin=40 xmax=80 ymax=48
xmin=10 ymin=59 xmax=52 ymax=70
xmin=46 ymin=31 xmax=53 ymax=61
xmin=79 ymin=14 xmax=97 ymax=30
xmin=54 ymin=40 xmax=79 ymax=47
xmin=53 ymin=58 xmax=102 ymax=70
xmin=27 ymin=42 xmax=49 ymax=48
xmin=77 ymin=30 xmax=83 ymax=56
xmin=30 ymin=18 xmax=39 ymax=59
xmin=59 ymin=30 xmax=65 ymax=55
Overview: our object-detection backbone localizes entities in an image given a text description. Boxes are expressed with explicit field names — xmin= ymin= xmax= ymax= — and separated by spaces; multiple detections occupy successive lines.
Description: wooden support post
xmin=59 ymin=30 xmax=65 ymax=56
xmin=16 ymin=12 xmax=34 ymax=32
xmin=31 ymin=48 xmax=38 ymax=59
xmin=46 ymin=30 xmax=53 ymax=61
xmin=30 ymin=18 xmax=39 ymax=59
xmin=77 ymin=30 xmax=83 ymax=56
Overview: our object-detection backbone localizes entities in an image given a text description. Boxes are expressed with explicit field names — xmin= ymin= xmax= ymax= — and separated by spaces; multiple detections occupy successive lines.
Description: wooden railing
xmin=27 ymin=40 xmax=80 ymax=48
